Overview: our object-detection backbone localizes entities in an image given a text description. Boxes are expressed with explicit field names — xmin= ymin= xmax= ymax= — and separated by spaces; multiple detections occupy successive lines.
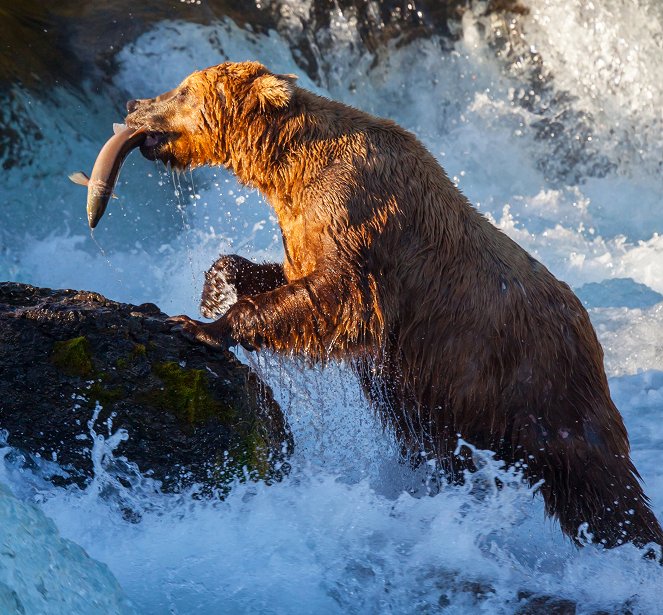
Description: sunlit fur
xmin=127 ymin=61 xmax=663 ymax=550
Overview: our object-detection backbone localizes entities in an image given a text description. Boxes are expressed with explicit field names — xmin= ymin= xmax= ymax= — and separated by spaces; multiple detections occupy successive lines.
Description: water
xmin=1 ymin=1 xmax=663 ymax=612
xmin=0 ymin=441 xmax=132 ymax=614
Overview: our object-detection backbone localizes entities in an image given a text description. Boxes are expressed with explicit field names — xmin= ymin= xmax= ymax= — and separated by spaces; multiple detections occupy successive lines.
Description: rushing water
xmin=1 ymin=1 xmax=663 ymax=612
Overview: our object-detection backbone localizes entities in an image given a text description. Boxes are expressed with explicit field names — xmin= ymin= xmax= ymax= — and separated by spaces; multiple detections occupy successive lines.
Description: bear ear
xmin=252 ymin=73 xmax=296 ymax=111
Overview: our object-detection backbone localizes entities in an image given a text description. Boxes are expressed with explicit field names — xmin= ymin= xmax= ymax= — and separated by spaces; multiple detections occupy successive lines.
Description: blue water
xmin=1 ymin=1 xmax=663 ymax=612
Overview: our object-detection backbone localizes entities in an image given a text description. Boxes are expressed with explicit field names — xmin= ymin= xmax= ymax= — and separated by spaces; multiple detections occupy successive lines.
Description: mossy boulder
xmin=0 ymin=282 xmax=292 ymax=493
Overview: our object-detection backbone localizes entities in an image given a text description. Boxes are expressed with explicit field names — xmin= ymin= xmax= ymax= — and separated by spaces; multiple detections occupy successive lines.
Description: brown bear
xmin=125 ymin=60 xmax=663 ymax=550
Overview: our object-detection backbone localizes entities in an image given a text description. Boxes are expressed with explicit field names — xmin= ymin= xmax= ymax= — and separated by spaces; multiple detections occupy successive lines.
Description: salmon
xmin=69 ymin=124 xmax=147 ymax=228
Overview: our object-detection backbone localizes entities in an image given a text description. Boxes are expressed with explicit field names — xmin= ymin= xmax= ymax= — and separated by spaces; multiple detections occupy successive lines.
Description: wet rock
xmin=0 ymin=482 xmax=133 ymax=613
xmin=0 ymin=282 xmax=292 ymax=493
xmin=515 ymin=592 xmax=577 ymax=615
xmin=263 ymin=0 xmax=528 ymax=80
xmin=466 ymin=2 xmax=615 ymax=183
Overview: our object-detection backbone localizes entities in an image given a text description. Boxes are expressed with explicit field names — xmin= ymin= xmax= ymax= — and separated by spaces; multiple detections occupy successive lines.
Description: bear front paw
xmin=166 ymin=314 xmax=235 ymax=350
xmin=200 ymin=256 xmax=242 ymax=319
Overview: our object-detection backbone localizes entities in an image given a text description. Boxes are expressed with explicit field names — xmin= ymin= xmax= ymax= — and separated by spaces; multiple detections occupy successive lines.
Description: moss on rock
xmin=51 ymin=336 xmax=94 ymax=377
xmin=150 ymin=361 xmax=234 ymax=425
xmin=238 ymin=429 xmax=272 ymax=478
xmin=131 ymin=343 xmax=147 ymax=358
xmin=88 ymin=382 xmax=126 ymax=406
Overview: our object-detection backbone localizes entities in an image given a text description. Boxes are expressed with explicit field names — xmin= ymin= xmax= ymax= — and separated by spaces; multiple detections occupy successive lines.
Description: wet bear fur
xmin=125 ymin=61 xmax=663 ymax=549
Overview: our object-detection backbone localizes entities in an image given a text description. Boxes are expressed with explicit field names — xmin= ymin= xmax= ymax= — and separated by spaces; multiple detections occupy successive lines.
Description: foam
xmin=0 ymin=451 xmax=133 ymax=614
xmin=1 ymin=3 xmax=663 ymax=612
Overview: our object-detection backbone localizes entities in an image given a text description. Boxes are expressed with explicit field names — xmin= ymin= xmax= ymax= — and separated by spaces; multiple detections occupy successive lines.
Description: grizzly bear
xmin=125 ymin=60 xmax=663 ymax=550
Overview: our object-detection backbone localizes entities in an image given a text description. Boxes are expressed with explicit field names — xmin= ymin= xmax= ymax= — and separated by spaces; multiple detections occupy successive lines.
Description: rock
xmin=0 ymin=282 xmax=292 ymax=494
xmin=0 ymin=482 xmax=134 ymax=614
xmin=515 ymin=592 xmax=577 ymax=615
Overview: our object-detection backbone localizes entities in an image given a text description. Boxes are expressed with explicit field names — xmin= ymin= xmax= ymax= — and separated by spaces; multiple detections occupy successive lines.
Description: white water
xmin=2 ymin=1 xmax=663 ymax=612
xmin=0 ymin=440 xmax=132 ymax=614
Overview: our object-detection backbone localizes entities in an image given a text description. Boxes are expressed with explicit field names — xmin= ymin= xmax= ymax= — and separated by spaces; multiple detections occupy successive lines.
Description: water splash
xmin=1 ymin=1 xmax=663 ymax=613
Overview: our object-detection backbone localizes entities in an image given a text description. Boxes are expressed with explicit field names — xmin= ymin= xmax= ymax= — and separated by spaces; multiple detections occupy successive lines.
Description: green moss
xmin=88 ymin=382 xmax=125 ymax=406
xmin=114 ymin=343 xmax=147 ymax=371
xmin=150 ymin=361 xmax=234 ymax=425
xmin=203 ymin=429 xmax=276 ymax=494
xmin=203 ymin=438 xmax=267 ymax=495
xmin=131 ymin=343 xmax=147 ymax=358
xmin=51 ymin=336 xmax=94 ymax=377
xmin=239 ymin=429 xmax=271 ymax=478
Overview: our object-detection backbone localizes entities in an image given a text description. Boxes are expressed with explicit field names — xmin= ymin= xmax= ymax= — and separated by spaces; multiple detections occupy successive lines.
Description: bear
xmin=125 ymin=60 xmax=663 ymax=550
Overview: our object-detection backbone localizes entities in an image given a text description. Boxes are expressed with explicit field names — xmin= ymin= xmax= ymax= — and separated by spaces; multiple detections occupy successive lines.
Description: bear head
xmin=124 ymin=61 xmax=297 ymax=170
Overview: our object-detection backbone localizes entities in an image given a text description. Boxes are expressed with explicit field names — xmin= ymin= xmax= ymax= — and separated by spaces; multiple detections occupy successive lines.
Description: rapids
xmin=1 ymin=1 xmax=662 ymax=612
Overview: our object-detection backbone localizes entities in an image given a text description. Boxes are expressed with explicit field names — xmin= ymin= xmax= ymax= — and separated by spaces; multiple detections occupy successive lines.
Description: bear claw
xmin=166 ymin=314 xmax=232 ymax=350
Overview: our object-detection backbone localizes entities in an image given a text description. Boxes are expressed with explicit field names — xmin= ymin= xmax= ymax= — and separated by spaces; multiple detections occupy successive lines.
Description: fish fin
xmin=113 ymin=123 xmax=126 ymax=135
xmin=111 ymin=193 xmax=118 ymax=200
xmin=68 ymin=171 xmax=90 ymax=186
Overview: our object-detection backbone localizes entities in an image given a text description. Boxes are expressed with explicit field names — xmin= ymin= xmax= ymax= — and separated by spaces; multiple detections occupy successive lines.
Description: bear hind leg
xmin=523 ymin=442 xmax=663 ymax=550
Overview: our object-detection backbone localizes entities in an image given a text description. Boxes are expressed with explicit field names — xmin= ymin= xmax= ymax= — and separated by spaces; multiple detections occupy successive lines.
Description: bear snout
xmin=126 ymin=99 xmax=140 ymax=113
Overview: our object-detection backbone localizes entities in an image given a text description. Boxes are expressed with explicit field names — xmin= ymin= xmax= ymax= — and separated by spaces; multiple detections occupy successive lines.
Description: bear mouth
xmin=122 ymin=119 xmax=174 ymax=161
xmin=137 ymin=131 xmax=172 ymax=161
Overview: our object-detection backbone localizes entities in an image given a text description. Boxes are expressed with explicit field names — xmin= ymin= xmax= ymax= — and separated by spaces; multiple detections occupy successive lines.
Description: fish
xmin=69 ymin=124 xmax=147 ymax=229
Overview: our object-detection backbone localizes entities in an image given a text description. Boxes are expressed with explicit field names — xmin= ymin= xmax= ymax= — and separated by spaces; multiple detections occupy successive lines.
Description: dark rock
xmin=263 ymin=0 xmax=528 ymax=81
xmin=0 ymin=282 xmax=292 ymax=494
xmin=515 ymin=592 xmax=577 ymax=615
